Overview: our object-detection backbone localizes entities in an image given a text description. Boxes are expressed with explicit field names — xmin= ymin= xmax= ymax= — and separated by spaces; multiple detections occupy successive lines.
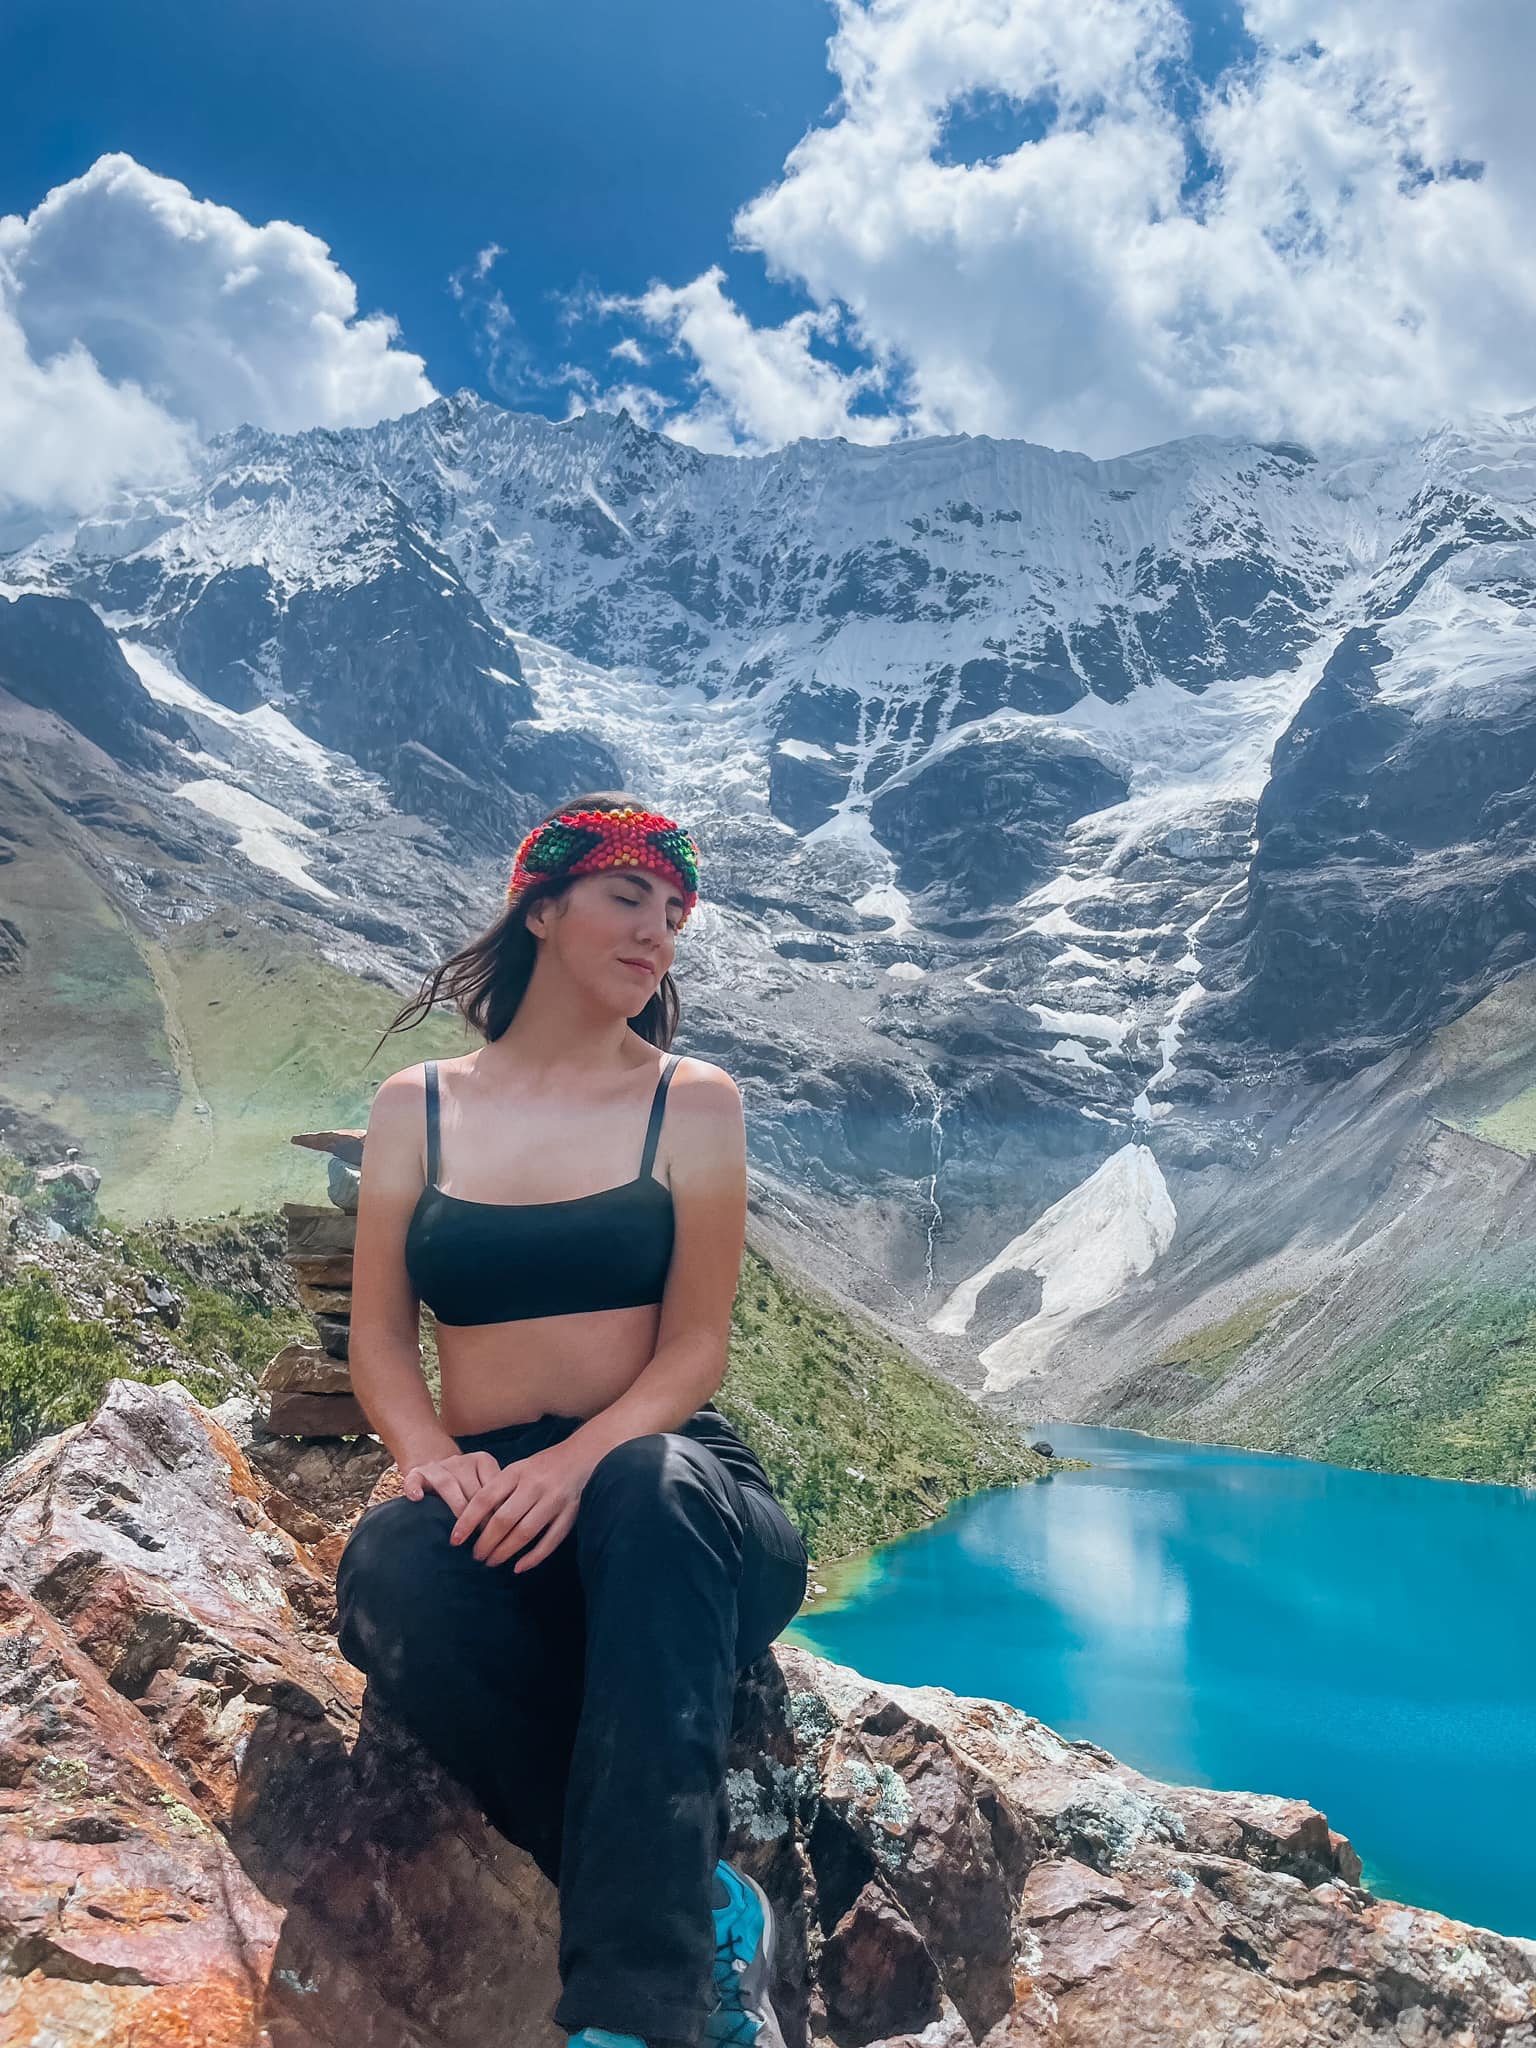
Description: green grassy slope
xmin=1149 ymin=1293 xmax=1299 ymax=1384
xmin=98 ymin=918 xmax=470 ymax=1223
xmin=1466 ymin=1086 xmax=1536 ymax=1157
xmin=0 ymin=829 xmax=178 ymax=1173
xmin=0 ymin=1157 xmax=313 ymax=1457
xmin=1106 ymin=1276 xmax=1536 ymax=1489
xmin=1103 ymin=970 xmax=1536 ymax=1488
xmin=1432 ymin=968 xmax=1536 ymax=1161
xmin=1256 ymin=1277 xmax=1536 ymax=1484
xmin=1 ymin=1151 xmax=1051 ymax=1561
xmin=0 ymin=828 xmax=467 ymax=1221
xmin=718 ymin=1238 xmax=1049 ymax=1564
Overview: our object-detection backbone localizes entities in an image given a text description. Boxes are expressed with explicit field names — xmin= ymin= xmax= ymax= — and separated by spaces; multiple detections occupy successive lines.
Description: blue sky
xmin=1 ymin=0 xmax=851 ymax=417
xmin=0 ymin=0 xmax=1530 ymax=511
xmin=2 ymin=0 xmax=1260 ymax=426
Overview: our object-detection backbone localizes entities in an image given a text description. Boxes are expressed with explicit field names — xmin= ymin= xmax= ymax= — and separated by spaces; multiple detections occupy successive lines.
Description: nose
xmin=625 ymin=924 xmax=668 ymax=961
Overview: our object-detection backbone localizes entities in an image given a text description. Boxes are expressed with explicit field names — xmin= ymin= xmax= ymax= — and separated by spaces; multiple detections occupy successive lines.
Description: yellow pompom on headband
xmin=508 ymin=806 xmax=701 ymax=928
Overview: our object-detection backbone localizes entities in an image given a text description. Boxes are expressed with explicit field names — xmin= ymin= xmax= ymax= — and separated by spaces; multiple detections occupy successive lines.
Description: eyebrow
xmin=618 ymin=869 xmax=686 ymax=913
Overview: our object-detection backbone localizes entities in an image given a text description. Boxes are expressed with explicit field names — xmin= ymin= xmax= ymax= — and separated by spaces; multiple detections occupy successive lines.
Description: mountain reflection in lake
xmin=783 ymin=1423 xmax=1536 ymax=1939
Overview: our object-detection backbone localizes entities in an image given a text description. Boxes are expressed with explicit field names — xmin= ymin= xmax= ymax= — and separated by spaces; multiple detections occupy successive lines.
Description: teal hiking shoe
xmin=567 ymin=2034 xmax=647 ymax=2047
xmin=705 ymin=1858 xmax=786 ymax=2046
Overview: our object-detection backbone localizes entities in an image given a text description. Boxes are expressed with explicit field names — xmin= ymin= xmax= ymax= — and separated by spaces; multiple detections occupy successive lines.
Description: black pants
xmin=333 ymin=1403 xmax=809 ymax=2045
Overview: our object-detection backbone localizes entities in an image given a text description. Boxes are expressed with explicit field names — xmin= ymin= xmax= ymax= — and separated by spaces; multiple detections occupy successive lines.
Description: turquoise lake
xmin=781 ymin=1423 xmax=1536 ymax=1940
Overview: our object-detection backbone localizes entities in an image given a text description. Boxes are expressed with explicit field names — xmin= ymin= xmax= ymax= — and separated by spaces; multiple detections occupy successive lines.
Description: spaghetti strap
xmin=639 ymin=1052 xmax=681 ymax=1180
xmin=423 ymin=1060 xmax=441 ymax=1188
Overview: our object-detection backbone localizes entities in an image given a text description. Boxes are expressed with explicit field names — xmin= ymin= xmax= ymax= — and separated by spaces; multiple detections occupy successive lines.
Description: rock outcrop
xmin=0 ymin=591 xmax=192 ymax=770
xmin=1198 ymin=625 xmax=1536 ymax=1072
xmin=259 ymin=1134 xmax=371 ymax=1440
xmin=1 ymin=1377 xmax=1532 ymax=2046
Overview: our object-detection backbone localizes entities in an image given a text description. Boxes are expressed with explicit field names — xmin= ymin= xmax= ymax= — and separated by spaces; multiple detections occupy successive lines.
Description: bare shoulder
xmin=667 ymin=1053 xmax=742 ymax=1114
xmin=662 ymin=1054 xmax=743 ymax=1189
xmin=368 ymin=1059 xmax=430 ymax=1126
xmin=359 ymin=1060 xmax=432 ymax=1191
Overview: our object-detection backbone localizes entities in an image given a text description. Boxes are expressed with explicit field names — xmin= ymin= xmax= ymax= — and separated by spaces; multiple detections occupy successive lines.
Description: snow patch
xmin=1029 ymin=1003 xmax=1133 ymax=1052
xmin=1131 ymin=878 xmax=1243 ymax=1121
xmin=851 ymin=875 xmax=917 ymax=939
xmin=1024 ymin=871 xmax=1120 ymax=908
xmin=1046 ymin=1038 xmax=1111 ymax=1072
xmin=122 ymin=641 xmax=344 ymax=783
xmin=172 ymin=777 xmax=339 ymax=900
xmin=927 ymin=1145 xmax=1177 ymax=1390
xmin=1047 ymin=943 xmax=1117 ymax=972
xmin=1376 ymin=568 xmax=1536 ymax=720
xmin=585 ymin=482 xmax=634 ymax=543
xmin=1131 ymin=980 xmax=1206 ymax=1121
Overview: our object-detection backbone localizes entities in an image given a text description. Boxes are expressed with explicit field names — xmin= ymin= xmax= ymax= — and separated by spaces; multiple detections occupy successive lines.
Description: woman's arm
xmin=564 ymin=1057 xmax=748 ymax=1470
xmin=349 ymin=1065 xmax=461 ymax=1473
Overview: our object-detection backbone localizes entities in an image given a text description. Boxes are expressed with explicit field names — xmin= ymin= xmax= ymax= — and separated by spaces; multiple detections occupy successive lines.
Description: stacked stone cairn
xmin=257 ymin=1128 xmax=376 ymax=1439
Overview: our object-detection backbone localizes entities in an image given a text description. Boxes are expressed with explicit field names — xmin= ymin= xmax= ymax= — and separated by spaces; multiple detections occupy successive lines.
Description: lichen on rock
xmin=0 ymin=1377 xmax=1531 ymax=2048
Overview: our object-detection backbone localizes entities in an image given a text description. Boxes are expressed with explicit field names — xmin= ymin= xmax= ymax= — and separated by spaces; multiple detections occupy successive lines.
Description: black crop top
xmin=403 ymin=1054 xmax=681 ymax=1326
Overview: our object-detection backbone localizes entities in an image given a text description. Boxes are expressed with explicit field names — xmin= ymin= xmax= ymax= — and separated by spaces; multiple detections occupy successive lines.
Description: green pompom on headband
xmin=508 ymin=805 xmax=701 ymax=927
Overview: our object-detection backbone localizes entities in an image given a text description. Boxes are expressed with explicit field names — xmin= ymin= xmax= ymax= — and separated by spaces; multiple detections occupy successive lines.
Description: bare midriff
xmin=431 ymin=1301 xmax=666 ymax=1435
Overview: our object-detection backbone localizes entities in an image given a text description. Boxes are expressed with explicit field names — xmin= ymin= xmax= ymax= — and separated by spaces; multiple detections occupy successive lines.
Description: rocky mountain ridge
xmin=2 ymin=396 xmax=1534 ymax=1438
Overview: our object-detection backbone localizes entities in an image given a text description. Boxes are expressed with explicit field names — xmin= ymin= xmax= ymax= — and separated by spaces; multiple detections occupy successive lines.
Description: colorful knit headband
xmin=508 ymin=806 xmax=701 ymax=927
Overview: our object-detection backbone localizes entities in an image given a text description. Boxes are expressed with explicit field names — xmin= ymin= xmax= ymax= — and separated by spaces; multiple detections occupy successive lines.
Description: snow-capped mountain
xmin=3 ymin=394 xmax=1534 ymax=1430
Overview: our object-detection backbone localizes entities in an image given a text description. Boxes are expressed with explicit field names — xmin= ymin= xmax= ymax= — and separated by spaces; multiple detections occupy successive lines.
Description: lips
xmin=618 ymin=957 xmax=654 ymax=976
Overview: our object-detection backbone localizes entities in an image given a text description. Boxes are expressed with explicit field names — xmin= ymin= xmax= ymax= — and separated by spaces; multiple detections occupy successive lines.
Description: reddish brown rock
xmin=0 ymin=1580 xmax=285 ymax=2048
xmin=363 ymin=1464 xmax=406 ymax=1510
xmin=294 ymin=1281 xmax=353 ymax=1315
xmin=290 ymin=1133 xmax=365 ymax=1166
xmin=289 ymin=1253 xmax=355 ymax=1289
xmin=283 ymin=1203 xmax=358 ymax=1256
xmin=261 ymin=1485 xmax=335 ymax=1546
xmin=263 ymin=1389 xmax=373 ymax=1438
xmin=779 ymin=1653 xmax=1536 ymax=2048
xmin=0 ymin=1380 xmax=563 ymax=2047
xmin=1 ymin=1379 xmax=1533 ymax=2048
xmin=260 ymin=1343 xmax=355 ymax=1396
xmin=816 ymin=1691 xmax=1037 ymax=2038
xmin=242 ymin=1424 xmax=391 ymax=1529
xmin=820 ymin=1880 xmax=944 ymax=2038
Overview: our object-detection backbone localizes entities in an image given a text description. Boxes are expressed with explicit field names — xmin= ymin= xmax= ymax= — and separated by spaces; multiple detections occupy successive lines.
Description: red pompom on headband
xmin=508 ymin=806 xmax=701 ymax=927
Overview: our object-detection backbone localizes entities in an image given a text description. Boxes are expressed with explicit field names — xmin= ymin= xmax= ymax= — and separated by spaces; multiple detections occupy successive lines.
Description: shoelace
xmin=707 ymin=1897 xmax=761 ymax=2045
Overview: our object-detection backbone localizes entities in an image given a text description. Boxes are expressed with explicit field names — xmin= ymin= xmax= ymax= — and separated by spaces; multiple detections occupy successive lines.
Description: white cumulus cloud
xmin=0 ymin=153 xmax=436 ymax=521
xmin=601 ymin=265 xmax=897 ymax=454
xmin=595 ymin=0 xmax=1536 ymax=456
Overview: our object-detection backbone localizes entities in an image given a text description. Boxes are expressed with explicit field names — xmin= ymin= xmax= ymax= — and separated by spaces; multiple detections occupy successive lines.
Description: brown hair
xmin=369 ymin=789 xmax=683 ymax=1061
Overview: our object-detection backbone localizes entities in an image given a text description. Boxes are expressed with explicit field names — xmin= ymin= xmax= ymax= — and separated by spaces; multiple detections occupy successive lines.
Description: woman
xmin=334 ymin=792 xmax=808 ymax=2048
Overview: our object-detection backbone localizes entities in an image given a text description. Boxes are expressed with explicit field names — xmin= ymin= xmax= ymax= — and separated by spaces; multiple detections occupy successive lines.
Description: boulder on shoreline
xmin=0 ymin=1377 xmax=1531 ymax=2046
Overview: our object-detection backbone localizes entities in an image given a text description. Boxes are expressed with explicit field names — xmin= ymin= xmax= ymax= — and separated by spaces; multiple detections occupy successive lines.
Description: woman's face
xmin=536 ymin=863 xmax=683 ymax=1005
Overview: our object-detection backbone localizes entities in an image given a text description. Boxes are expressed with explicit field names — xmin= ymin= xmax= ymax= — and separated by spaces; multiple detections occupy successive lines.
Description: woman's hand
xmin=399 ymin=1448 xmax=504 ymax=1515
xmin=434 ymin=1440 xmax=597 ymax=1571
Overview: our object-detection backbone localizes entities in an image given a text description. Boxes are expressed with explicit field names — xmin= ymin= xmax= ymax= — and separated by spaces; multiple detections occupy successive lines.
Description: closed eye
xmin=616 ymin=889 xmax=681 ymax=933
